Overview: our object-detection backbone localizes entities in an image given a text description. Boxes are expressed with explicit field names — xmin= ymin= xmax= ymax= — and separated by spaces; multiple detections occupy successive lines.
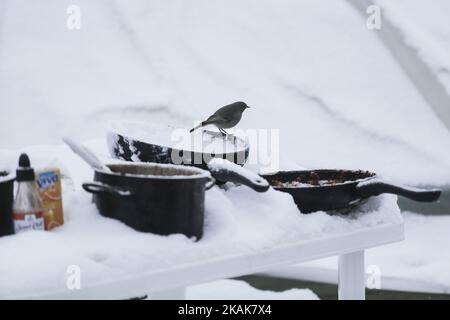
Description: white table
xmin=22 ymin=222 xmax=403 ymax=300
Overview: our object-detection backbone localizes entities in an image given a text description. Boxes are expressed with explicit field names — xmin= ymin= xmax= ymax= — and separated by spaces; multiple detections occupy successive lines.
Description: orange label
xmin=36 ymin=169 xmax=64 ymax=230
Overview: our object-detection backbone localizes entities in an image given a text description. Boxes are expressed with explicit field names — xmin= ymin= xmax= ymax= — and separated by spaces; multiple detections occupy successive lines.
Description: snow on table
xmin=0 ymin=144 xmax=402 ymax=298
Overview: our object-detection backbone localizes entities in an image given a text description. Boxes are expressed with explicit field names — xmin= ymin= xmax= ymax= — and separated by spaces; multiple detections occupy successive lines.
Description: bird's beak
xmin=246 ymin=106 xmax=250 ymax=109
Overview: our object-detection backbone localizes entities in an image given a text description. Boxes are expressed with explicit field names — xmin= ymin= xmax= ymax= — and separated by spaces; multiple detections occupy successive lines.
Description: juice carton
xmin=36 ymin=168 xmax=64 ymax=230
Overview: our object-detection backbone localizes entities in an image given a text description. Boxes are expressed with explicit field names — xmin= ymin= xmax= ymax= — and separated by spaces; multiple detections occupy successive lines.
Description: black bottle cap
xmin=16 ymin=153 xmax=35 ymax=181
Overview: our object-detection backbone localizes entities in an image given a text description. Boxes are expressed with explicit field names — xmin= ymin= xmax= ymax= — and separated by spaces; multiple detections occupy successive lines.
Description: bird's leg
xmin=219 ymin=128 xmax=228 ymax=137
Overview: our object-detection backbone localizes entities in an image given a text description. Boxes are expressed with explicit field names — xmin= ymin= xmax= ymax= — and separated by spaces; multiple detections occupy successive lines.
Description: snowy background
xmin=1 ymin=0 xmax=450 ymax=298
xmin=1 ymin=0 xmax=450 ymax=185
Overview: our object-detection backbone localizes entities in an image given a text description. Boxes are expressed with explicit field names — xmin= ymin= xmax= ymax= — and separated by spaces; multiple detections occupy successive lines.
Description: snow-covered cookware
xmin=107 ymin=127 xmax=269 ymax=192
xmin=82 ymin=163 xmax=214 ymax=239
xmin=62 ymin=132 xmax=268 ymax=239
xmin=0 ymin=170 xmax=15 ymax=236
xmin=108 ymin=125 xmax=249 ymax=170
xmin=261 ymin=169 xmax=441 ymax=213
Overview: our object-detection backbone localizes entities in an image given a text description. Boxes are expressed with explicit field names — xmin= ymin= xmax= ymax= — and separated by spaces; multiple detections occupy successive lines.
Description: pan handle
xmin=82 ymin=182 xmax=133 ymax=199
xmin=205 ymin=176 xmax=216 ymax=190
xmin=207 ymin=159 xmax=270 ymax=192
xmin=355 ymin=179 xmax=441 ymax=202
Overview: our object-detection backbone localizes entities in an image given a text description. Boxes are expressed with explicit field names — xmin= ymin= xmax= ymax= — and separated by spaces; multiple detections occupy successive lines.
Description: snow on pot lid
xmin=0 ymin=170 xmax=15 ymax=183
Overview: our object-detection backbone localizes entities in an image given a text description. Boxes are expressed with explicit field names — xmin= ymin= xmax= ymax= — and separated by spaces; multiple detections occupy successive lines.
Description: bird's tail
xmin=189 ymin=122 xmax=204 ymax=133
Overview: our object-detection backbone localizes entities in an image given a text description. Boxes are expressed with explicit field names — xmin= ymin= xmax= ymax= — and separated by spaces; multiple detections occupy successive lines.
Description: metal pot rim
xmin=96 ymin=162 xmax=212 ymax=181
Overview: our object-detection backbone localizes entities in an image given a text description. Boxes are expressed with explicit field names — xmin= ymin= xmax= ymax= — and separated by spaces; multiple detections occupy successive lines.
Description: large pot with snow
xmin=82 ymin=163 xmax=213 ymax=240
xmin=0 ymin=170 xmax=15 ymax=237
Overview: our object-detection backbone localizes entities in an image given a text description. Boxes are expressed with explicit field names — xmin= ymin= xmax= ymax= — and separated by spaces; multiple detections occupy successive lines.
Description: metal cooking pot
xmin=83 ymin=163 xmax=213 ymax=240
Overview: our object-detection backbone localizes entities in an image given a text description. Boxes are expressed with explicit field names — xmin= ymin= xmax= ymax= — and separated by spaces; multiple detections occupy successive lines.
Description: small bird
xmin=189 ymin=101 xmax=250 ymax=135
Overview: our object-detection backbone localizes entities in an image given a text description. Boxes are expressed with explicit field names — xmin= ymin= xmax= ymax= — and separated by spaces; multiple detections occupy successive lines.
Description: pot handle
xmin=82 ymin=182 xmax=133 ymax=199
xmin=355 ymin=179 xmax=441 ymax=202
xmin=207 ymin=159 xmax=270 ymax=192
xmin=205 ymin=176 xmax=216 ymax=190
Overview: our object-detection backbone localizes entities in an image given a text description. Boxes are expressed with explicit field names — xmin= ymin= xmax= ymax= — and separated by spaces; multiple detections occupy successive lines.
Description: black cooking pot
xmin=0 ymin=171 xmax=15 ymax=237
xmin=261 ymin=169 xmax=441 ymax=213
xmin=83 ymin=163 xmax=216 ymax=239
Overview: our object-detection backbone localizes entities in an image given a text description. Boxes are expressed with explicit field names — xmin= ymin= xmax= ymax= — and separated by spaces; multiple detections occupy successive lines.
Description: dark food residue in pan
xmin=270 ymin=170 xmax=376 ymax=188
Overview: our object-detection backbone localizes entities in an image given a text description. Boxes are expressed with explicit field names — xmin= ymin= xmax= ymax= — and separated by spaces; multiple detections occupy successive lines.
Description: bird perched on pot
xmin=189 ymin=101 xmax=250 ymax=135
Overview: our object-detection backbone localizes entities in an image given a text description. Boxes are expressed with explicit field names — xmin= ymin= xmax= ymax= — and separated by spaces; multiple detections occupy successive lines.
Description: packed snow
xmin=176 ymin=279 xmax=319 ymax=300
xmin=207 ymin=157 xmax=269 ymax=188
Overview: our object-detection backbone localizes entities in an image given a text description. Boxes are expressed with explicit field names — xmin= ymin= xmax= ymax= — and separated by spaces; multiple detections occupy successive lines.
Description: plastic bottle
xmin=13 ymin=153 xmax=45 ymax=233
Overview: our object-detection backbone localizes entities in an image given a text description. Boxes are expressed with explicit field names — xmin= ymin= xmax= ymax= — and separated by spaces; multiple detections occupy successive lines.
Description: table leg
xmin=151 ymin=287 xmax=187 ymax=300
xmin=338 ymin=250 xmax=365 ymax=300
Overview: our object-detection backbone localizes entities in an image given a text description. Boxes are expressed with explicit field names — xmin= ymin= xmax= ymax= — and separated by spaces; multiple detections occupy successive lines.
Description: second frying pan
xmin=261 ymin=169 xmax=441 ymax=213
